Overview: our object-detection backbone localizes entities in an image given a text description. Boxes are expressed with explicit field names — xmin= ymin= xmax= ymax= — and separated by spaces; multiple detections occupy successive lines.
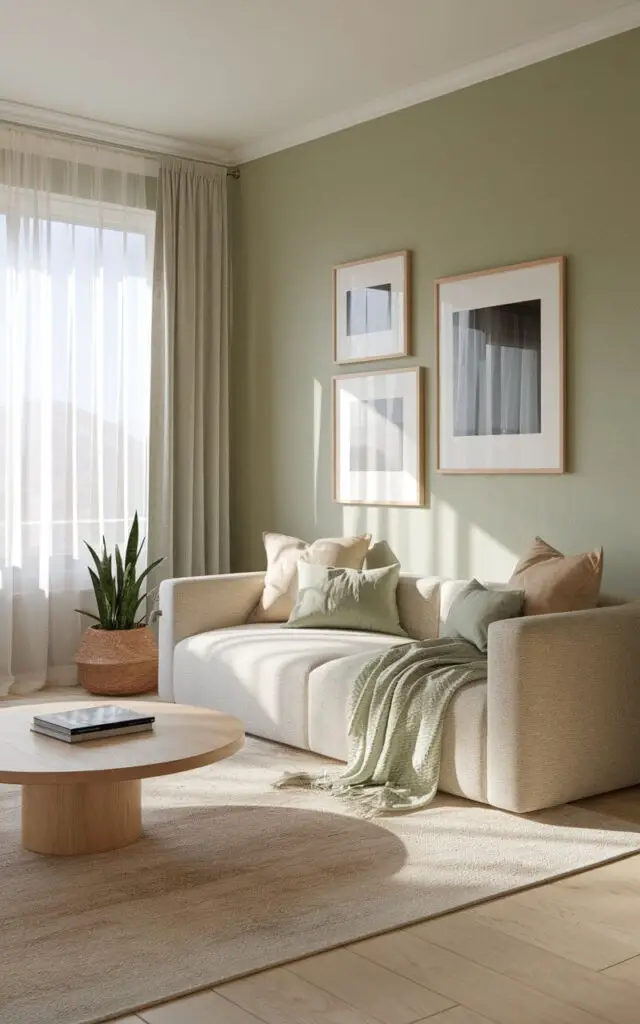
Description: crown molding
xmin=2 ymin=3 xmax=639 ymax=170
xmin=232 ymin=2 xmax=640 ymax=164
xmin=0 ymin=98 xmax=235 ymax=166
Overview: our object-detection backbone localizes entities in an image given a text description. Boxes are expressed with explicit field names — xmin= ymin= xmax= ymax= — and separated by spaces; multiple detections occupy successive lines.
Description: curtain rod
xmin=0 ymin=118 xmax=241 ymax=178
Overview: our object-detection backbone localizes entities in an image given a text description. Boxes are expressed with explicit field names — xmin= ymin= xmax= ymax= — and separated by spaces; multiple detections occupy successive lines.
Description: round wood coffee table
xmin=0 ymin=700 xmax=244 ymax=856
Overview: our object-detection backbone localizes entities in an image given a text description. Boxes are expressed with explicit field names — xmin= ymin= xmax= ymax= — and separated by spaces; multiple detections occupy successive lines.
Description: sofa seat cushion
xmin=173 ymin=624 xmax=405 ymax=749
xmin=308 ymin=651 xmax=487 ymax=803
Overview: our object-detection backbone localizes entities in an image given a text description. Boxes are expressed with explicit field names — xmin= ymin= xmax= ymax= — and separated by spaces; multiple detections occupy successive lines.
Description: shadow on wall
xmin=342 ymin=499 xmax=519 ymax=582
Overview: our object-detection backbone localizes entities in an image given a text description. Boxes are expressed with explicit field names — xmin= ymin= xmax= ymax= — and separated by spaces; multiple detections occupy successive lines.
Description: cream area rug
xmin=3 ymin=737 xmax=640 ymax=1024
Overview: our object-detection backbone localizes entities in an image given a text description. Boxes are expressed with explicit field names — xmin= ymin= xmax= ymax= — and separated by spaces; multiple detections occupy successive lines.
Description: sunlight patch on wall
xmin=435 ymin=498 xmax=459 ymax=579
xmin=341 ymin=497 xmax=518 ymax=581
xmin=469 ymin=524 xmax=518 ymax=581
xmin=342 ymin=505 xmax=386 ymax=546
xmin=313 ymin=379 xmax=323 ymax=526
xmin=342 ymin=504 xmax=436 ymax=576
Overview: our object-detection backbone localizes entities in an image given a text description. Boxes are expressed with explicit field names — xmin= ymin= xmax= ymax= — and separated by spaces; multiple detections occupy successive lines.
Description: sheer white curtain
xmin=0 ymin=129 xmax=156 ymax=694
xmin=453 ymin=307 xmax=540 ymax=437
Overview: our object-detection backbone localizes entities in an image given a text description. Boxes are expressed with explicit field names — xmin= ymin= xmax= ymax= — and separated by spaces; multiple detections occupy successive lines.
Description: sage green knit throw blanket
xmin=275 ymin=637 xmax=487 ymax=817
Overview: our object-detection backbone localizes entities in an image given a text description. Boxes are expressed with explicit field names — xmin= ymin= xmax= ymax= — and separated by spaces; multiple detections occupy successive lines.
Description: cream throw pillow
xmin=509 ymin=536 xmax=603 ymax=615
xmin=250 ymin=531 xmax=372 ymax=623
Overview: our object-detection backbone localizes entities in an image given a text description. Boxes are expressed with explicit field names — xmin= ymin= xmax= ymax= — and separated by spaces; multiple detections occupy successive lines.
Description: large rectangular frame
xmin=436 ymin=256 xmax=566 ymax=474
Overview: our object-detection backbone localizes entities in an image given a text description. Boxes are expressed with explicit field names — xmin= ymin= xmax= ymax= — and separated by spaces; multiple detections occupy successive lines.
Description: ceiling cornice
xmin=232 ymin=1 xmax=640 ymax=165
xmin=0 ymin=98 xmax=235 ymax=166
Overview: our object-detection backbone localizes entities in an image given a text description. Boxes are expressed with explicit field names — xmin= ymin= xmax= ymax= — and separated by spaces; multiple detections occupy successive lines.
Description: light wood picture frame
xmin=333 ymin=250 xmax=410 ymax=364
xmin=333 ymin=366 xmax=425 ymax=506
xmin=436 ymin=256 xmax=566 ymax=474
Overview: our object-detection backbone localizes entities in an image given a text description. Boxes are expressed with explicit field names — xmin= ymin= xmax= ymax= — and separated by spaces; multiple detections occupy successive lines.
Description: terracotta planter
xmin=75 ymin=625 xmax=158 ymax=696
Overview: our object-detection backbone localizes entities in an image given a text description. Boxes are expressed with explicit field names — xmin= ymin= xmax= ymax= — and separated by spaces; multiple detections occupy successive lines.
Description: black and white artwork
xmin=334 ymin=252 xmax=409 ymax=363
xmin=334 ymin=368 xmax=424 ymax=506
xmin=346 ymin=284 xmax=392 ymax=338
xmin=452 ymin=299 xmax=542 ymax=437
xmin=437 ymin=258 xmax=565 ymax=473
xmin=349 ymin=396 xmax=404 ymax=471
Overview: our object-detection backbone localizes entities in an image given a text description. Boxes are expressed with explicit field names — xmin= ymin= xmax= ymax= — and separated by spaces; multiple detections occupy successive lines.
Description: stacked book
xmin=32 ymin=705 xmax=155 ymax=743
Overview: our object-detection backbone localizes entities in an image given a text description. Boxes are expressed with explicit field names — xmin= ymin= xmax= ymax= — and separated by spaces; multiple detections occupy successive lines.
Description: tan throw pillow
xmin=509 ymin=536 xmax=603 ymax=616
xmin=250 ymin=531 xmax=372 ymax=623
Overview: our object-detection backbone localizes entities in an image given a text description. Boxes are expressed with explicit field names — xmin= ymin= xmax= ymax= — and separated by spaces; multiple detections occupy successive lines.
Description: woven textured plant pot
xmin=75 ymin=625 xmax=158 ymax=696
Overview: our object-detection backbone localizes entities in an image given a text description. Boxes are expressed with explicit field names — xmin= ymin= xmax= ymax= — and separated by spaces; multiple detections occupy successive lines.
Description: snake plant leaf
xmin=120 ymin=562 xmax=139 ymax=628
xmin=115 ymin=544 xmax=124 ymax=591
xmin=75 ymin=609 xmax=101 ymax=623
xmin=88 ymin=567 xmax=109 ymax=625
xmin=84 ymin=541 xmax=103 ymax=578
xmin=133 ymin=557 xmax=165 ymax=594
xmin=133 ymin=592 xmax=149 ymax=612
xmin=125 ymin=513 xmax=139 ymax=571
xmin=114 ymin=545 xmax=125 ymax=622
xmin=98 ymin=554 xmax=116 ymax=627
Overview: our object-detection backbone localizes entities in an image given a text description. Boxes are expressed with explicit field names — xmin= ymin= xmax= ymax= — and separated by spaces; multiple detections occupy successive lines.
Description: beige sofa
xmin=158 ymin=571 xmax=640 ymax=813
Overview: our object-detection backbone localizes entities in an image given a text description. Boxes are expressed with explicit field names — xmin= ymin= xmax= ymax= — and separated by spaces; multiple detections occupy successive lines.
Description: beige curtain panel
xmin=149 ymin=158 xmax=230 ymax=580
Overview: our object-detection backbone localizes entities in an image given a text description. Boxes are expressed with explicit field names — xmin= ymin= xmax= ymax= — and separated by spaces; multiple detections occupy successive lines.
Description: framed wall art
xmin=333 ymin=250 xmax=410 ymax=363
xmin=436 ymin=256 xmax=566 ymax=474
xmin=333 ymin=367 xmax=425 ymax=506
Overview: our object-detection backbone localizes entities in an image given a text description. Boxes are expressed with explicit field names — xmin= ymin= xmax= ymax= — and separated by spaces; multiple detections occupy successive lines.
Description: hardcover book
xmin=33 ymin=705 xmax=155 ymax=736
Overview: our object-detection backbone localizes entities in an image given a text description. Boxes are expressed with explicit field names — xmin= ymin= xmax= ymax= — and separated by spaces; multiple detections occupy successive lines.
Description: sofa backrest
xmin=398 ymin=574 xmax=506 ymax=639
xmin=438 ymin=577 xmax=627 ymax=634
xmin=397 ymin=574 xmax=441 ymax=639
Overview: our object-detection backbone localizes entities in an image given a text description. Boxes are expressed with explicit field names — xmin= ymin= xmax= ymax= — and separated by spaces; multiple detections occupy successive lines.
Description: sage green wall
xmin=231 ymin=30 xmax=640 ymax=593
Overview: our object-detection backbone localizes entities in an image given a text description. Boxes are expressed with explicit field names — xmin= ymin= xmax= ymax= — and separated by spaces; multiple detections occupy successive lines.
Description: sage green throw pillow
xmin=285 ymin=561 xmax=407 ymax=637
xmin=442 ymin=579 xmax=525 ymax=652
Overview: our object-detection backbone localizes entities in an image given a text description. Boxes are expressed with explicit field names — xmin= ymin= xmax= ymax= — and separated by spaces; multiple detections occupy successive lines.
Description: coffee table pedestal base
xmin=21 ymin=778 xmax=142 ymax=855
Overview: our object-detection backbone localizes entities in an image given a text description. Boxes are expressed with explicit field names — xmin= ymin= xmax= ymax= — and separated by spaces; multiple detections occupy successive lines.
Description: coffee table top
xmin=0 ymin=701 xmax=244 ymax=785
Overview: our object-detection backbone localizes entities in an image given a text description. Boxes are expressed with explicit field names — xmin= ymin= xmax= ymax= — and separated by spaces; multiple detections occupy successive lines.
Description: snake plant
xmin=76 ymin=513 xmax=164 ymax=630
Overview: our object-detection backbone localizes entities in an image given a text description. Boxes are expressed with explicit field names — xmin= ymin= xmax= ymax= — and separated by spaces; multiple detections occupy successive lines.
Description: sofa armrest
xmin=486 ymin=602 xmax=640 ymax=813
xmin=158 ymin=572 xmax=265 ymax=701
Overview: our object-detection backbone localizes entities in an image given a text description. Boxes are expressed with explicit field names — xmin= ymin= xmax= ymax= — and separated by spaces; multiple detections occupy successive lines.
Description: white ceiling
xmin=1 ymin=0 xmax=639 ymax=165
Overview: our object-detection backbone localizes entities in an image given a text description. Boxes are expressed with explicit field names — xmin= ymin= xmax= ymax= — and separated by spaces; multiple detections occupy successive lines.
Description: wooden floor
xmin=107 ymin=786 xmax=640 ymax=1024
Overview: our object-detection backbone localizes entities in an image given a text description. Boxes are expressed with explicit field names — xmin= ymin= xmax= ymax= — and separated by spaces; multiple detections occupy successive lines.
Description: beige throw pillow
xmin=509 ymin=536 xmax=603 ymax=616
xmin=250 ymin=531 xmax=372 ymax=623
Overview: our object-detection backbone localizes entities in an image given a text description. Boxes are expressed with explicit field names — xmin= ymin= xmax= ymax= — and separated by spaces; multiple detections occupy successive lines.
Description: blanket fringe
xmin=272 ymin=771 xmax=316 ymax=790
xmin=273 ymin=773 xmax=413 ymax=819
xmin=273 ymin=770 xmax=335 ymax=792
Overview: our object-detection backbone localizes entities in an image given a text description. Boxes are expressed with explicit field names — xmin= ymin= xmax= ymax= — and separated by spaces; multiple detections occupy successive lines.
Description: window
xmin=0 ymin=164 xmax=155 ymax=691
